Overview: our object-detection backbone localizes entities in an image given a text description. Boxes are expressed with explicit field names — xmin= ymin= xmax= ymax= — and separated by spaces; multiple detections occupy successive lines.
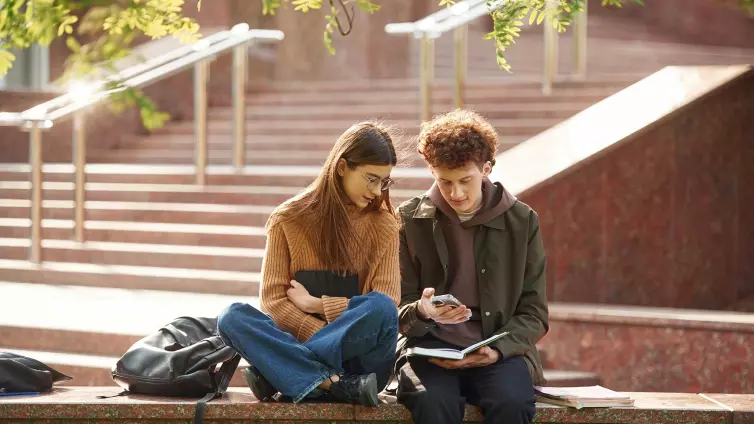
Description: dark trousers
xmin=397 ymin=341 xmax=536 ymax=424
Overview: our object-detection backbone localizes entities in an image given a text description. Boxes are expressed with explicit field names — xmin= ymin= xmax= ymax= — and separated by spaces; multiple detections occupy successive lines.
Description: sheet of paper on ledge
xmin=534 ymin=385 xmax=635 ymax=409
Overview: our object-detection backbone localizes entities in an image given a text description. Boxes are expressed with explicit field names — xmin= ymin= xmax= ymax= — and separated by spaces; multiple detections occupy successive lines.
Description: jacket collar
xmin=412 ymin=192 xmax=507 ymax=230
xmin=412 ymin=195 xmax=437 ymax=219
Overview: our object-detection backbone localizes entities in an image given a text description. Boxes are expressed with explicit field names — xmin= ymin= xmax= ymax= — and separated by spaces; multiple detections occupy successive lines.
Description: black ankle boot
xmin=328 ymin=373 xmax=379 ymax=407
xmin=241 ymin=365 xmax=277 ymax=401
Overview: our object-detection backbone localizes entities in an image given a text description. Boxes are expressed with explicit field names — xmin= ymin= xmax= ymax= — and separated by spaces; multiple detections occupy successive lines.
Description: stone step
xmin=245 ymin=87 xmax=620 ymax=106
xmin=0 ymin=199 xmax=274 ymax=227
xmin=0 ymin=218 xmax=266 ymax=248
xmin=0 ymin=347 xmax=600 ymax=389
xmin=0 ymin=259 xmax=260 ymax=295
xmin=246 ymin=74 xmax=643 ymax=93
xmin=155 ymin=118 xmax=560 ymax=136
xmin=0 ymin=164 xmax=434 ymax=190
xmin=0 ymin=282 xmax=256 ymax=356
xmin=208 ymin=102 xmax=589 ymax=120
xmin=1 ymin=388 xmax=742 ymax=423
xmin=95 ymin=137 xmax=524 ymax=166
xmin=89 ymin=149 xmax=428 ymax=167
xmin=118 ymin=135 xmax=526 ymax=154
xmin=0 ymin=238 xmax=264 ymax=273
xmin=246 ymin=85 xmax=616 ymax=101
xmin=0 ymin=181 xmax=424 ymax=206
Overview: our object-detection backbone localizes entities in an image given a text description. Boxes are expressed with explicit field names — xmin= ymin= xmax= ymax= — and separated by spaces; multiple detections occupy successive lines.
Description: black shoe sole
xmin=241 ymin=366 xmax=277 ymax=401
xmin=358 ymin=373 xmax=379 ymax=407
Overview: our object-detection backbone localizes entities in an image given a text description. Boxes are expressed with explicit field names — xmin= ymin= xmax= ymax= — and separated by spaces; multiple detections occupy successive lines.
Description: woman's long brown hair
xmin=270 ymin=122 xmax=398 ymax=272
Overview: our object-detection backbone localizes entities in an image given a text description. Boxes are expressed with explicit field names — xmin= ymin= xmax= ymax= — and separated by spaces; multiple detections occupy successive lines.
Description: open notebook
xmin=534 ymin=385 xmax=635 ymax=409
xmin=405 ymin=332 xmax=508 ymax=360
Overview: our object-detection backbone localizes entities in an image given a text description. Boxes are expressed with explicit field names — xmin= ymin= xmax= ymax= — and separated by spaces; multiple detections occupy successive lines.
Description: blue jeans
xmin=217 ymin=291 xmax=398 ymax=403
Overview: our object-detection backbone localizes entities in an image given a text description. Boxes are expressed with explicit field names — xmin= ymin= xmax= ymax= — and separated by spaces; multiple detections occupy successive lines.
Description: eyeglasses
xmin=360 ymin=171 xmax=394 ymax=192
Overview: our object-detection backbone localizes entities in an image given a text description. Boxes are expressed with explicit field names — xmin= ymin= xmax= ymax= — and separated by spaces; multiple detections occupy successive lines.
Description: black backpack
xmin=109 ymin=316 xmax=241 ymax=424
xmin=0 ymin=352 xmax=72 ymax=394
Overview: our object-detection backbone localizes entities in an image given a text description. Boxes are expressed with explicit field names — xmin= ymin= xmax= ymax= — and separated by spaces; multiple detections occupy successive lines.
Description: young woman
xmin=217 ymin=122 xmax=400 ymax=406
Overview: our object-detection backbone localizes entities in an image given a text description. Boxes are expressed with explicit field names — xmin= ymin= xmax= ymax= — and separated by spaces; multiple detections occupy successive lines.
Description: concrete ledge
xmin=550 ymin=303 xmax=754 ymax=333
xmin=543 ymin=303 xmax=754 ymax=393
xmin=1 ymin=387 xmax=752 ymax=423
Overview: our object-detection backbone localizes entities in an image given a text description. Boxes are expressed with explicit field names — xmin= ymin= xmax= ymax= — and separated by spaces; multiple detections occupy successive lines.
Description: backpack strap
xmin=163 ymin=323 xmax=193 ymax=347
xmin=96 ymin=390 xmax=129 ymax=399
xmin=216 ymin=354 xmax=242 ymax=394
xmin=193 ymin=392 xmax=218 ymax=424
xmin=193 ymin=354 xmax=242 ymax=424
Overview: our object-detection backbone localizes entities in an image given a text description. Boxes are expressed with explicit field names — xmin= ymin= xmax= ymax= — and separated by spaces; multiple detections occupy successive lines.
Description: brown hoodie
xmin=427 ymin=178 xmax=517 ymax=348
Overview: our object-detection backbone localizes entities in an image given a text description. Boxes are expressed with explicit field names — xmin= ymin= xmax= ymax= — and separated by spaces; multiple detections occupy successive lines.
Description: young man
xmin=396 ymin=109 xmax=548 ymax=424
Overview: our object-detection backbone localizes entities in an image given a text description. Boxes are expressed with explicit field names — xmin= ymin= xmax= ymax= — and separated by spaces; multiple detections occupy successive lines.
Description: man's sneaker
xmin=241 ymin=366 xmax=277 ymax=401
xmin=328 ymin=373 xmax=379 ymax=406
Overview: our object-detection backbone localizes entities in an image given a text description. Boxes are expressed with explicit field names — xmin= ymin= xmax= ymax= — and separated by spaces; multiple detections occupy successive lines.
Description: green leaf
xmin=292 ymin=0 xmax=323 ymax=12
xmin=66 ymin=36 xmax=81 ymax=52
xmin=356 ymin=0 xmax=381 ymax=13
xmin=0 ymin=50 xmax=16 ymax=77
xmin=262 ymin=0 xmax=282 ymax=15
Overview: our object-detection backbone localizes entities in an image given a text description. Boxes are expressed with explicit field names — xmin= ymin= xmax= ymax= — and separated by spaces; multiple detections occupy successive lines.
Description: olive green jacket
xmin=397 ymin=188 xmax=549 ymax=385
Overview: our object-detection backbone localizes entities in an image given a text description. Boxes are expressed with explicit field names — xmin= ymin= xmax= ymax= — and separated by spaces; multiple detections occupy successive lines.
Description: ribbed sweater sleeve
xmin=259 ymin=223 xmax=325 ymax=342
xmin=367 ymin=224 xmax=401 ymax=306
xmin=321 ymin=296 xmax=350 ymax=323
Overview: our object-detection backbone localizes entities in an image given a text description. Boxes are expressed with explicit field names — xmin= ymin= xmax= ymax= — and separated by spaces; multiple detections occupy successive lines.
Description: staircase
xmin=2 ymin=11 xmax=754 ymax=390
xmin=89 ymin=78 xmax=631 ymax=165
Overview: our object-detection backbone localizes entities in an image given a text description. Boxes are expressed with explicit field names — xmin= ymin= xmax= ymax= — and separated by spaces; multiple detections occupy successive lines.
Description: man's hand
xmin=286 ymin=280 xmax=324 ymax=314
xmin=429 ymin=346 xmax=500 ymax=369
xmin=417 ymin=288 xmax=470 ymax=325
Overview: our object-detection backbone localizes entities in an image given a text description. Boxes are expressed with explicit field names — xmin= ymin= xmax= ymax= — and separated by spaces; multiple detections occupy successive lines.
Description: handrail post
xmin=73 ymin=111 xmax=86 ymax=242
xmin=573 ymin=0 xmax=587 ymax=78
xmin=232 ymin=44 xmax=247 ymax=171
xmin=194 ymin=59 xmax=209 ymax=185
xmin=542 ymin=0 xmax=559 ymax=95
xmin=29 ymin=122 xmax=43 ymax=263
xmin=453 ymin=24 xmax=468 ymax=109
xmin=419 ymin=33 xmax=434 ymax=122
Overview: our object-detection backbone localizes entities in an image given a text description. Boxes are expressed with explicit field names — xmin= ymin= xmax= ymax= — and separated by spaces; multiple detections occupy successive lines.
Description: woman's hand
xmin=286 ymin=280 xmax=324 ymax=314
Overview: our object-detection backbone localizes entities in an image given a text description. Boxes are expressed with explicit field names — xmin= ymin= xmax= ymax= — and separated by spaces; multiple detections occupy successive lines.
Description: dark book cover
xmin=294 ymin=270 xmax=360 ymax=299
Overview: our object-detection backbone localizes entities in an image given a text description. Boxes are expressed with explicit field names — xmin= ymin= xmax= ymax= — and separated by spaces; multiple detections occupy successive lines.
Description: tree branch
xmin=330 ymin=0 xmax=355 ymax=35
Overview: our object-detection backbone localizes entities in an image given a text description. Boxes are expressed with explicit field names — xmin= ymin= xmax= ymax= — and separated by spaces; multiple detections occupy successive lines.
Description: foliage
xmin=261 ymin=0 xmax=649 ymax=72
xmin=0 ymin=0 xmax=201 ymax=129
xmin=1 ymin=0 xmax=751 ymax=128
xmin=484 ymin=0 xmax=644 ymax=72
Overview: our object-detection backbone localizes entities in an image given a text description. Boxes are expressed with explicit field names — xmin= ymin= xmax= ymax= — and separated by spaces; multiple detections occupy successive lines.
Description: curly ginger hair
xmin=417 ymin=109 xmax=498 ymax=169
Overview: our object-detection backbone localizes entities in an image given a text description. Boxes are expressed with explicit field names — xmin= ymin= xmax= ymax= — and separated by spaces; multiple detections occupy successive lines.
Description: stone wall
xmin=520 ymin=71 xmax=754 ymax=310
xmin=589 ymin=0 xmax=754 ymax=49
xmin=541 ymin=304 xmax=754 ymax=393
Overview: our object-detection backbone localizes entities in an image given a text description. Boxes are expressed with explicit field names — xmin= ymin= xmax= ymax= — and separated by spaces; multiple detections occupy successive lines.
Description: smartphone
xmin=430 ymin=294 xmax=462 ymax=308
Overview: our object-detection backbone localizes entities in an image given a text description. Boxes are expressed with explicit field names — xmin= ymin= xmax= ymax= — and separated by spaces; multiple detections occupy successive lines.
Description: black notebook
xmin=294 ymin=270 xmax=360 ymax=299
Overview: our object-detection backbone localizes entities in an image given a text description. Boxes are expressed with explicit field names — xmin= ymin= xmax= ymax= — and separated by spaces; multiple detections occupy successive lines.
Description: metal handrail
xmin=1 ymin=24 xmax=284 ymax=263
xmin=47 ymin=29 xmax=282 ymax=121
xmin=0 ymin=112 xmax=24 ymax=126
xmin=386 ymin=0 xmax=588 ymax=120
xmin=25 ymin=30 xmax=236 ymax=124
xmin=384 ymin=0 xmax=487 ymax=37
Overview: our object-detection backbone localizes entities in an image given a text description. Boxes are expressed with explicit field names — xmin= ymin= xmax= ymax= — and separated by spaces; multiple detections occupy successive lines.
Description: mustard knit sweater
xmin=259 ymin=206 xmax=401 ymax=343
